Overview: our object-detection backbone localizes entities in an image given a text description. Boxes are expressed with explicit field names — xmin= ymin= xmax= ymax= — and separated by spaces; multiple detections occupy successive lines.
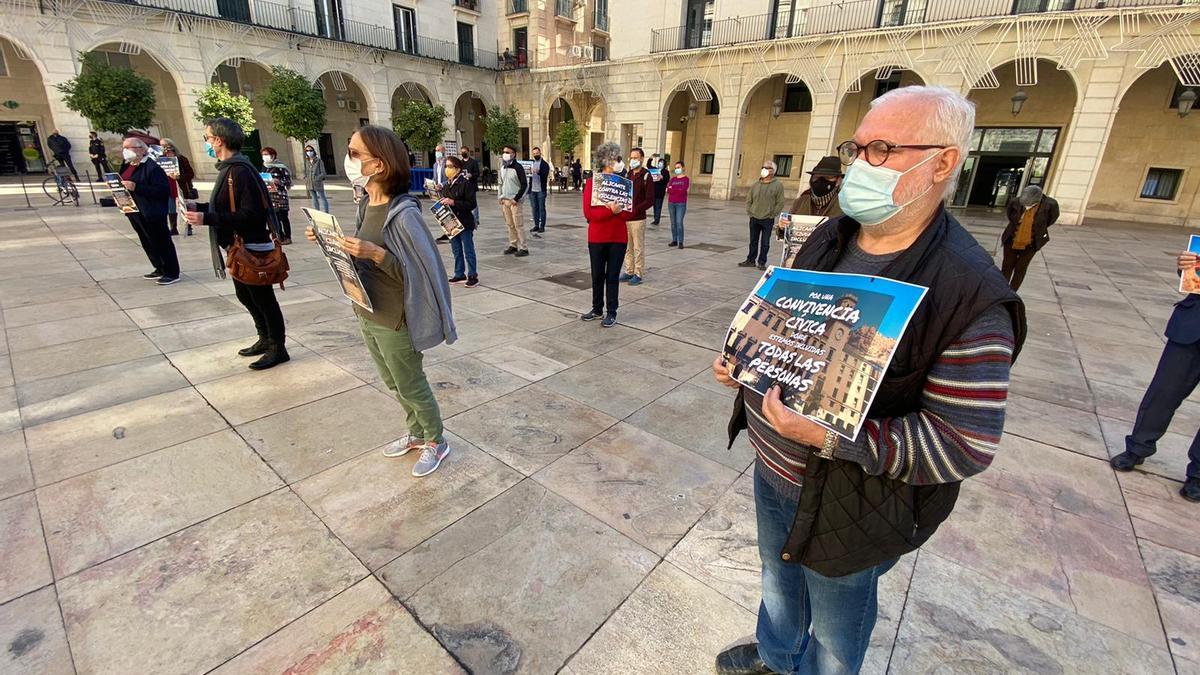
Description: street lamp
xmin=772 ymin=97 xmax=783 ymax=118
xmin=687 ymin=102 xmax=698 ymax=120
xmin=1178 ymin=89 xmax=1196 ymax=118
xmin=1010 ymin=88 xmax=1028 ymax=117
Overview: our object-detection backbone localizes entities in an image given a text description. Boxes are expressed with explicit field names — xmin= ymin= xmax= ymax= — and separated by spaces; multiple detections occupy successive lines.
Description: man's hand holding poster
xmin=430 ymin=202 xmax=464 ymax=239
xmin=302 ymin=208 xmax=374 ymax=312
xmin=591 ymin=173 xmax=633 ymax=212
xmin=723 ymin=267 xmax=927 ymax=441
xmin=103 ymin=172 xmax=138 ymax=213
xmin=1180 ymin=234 xmax=1200 ymax=294
xmin=156 ymin=156 xmax=179 ymax=179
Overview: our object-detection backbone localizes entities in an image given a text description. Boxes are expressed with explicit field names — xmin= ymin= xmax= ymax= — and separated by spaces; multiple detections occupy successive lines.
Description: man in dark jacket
xmin=47 ymin=129 xmax=79 ymax=181
xmin=571 ymin=158 xmax=583 ymax=190
xmin=1111 ymin=252 xmax=1200 ymax=502
xmin=650 ymin=153 xmax=668 ymax=225
xmin=1000 ymin=184 xmax=1059 ymax=291
xmin=527 ymin=147 xmax=551 ymax=235
xmin=711 ymin=86 xmax=1024 ymax=675
xmin=88 ymin=132 xmax=111 ymax=178
xmin=619 ymin=147 xmax=655 ymax=285
xmin=118 ymin=136 xmax=179 ymax=284
xmin=460 ymin=147 xmax=482 ymax=226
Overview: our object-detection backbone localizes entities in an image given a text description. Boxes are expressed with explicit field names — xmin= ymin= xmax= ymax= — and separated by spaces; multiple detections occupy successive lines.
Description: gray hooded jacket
xmin=355 ymin=194 xmax=457 ymax=351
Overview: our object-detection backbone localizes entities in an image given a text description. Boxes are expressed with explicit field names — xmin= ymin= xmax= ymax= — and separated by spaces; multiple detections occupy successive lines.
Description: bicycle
xmin=42 ymin=160 xmax=80 ymax=206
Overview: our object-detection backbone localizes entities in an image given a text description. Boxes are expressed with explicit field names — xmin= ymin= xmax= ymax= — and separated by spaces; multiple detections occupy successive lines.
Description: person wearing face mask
xmin=742 ymin=161 xmax=789 ymax=271
xmin=160 ymin=139 xmax=196 ymax=235
xmin=183 ymin=118 xmax=289 ymax=370
xmin=712 ymin=86 xmax=1026 ymax=675
xmin=440 ymin=155 xmax=479 ymax=288
xmin=1000 ymin=184 xmax=1059 ymax=291
xmin=88 ymin=131 xmax=111 ymax=178
xmin=790 ymin=155 xmax=845 ymax=222
xmin=650 ymin=154 xmax=668 ymax=226
xmin=458 ymin=148 xmax=481 ymax=225
xmin=303 ymin=144 xmax=329 ymax=212
xmin=667 ymin=161 xmax=689 ymax=247
xmin=582 ymin=142 xmax=633 ymax=328
xmin=260 ymin=147 xmax=294 ymax=245
xmin=497 ymin=145 xmax=530 ymax=257
xmin=527 ymin=147 xmax=551 ymax=235
xmin=118 ymin=136 xmax=180 ymax=285
xmin=307 ymin=125 xmax=457 ymax=477
xmin=618 ymin=148 xmax=655 ymax=285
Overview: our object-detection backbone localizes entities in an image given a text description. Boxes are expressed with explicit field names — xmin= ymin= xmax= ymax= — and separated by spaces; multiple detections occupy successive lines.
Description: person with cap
xmin=790 ymin=155 xmax=845 ymax=221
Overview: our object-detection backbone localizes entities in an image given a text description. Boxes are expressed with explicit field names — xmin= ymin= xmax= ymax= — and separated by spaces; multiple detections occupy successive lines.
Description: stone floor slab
xmin=0 ymin=430 xmax=32 ymax=500
xmin=16 ymin=355 xmax=190 ymax=427
xmin=472 ymin=343 xmax=593 ymax=382
xmin=1002 ymin=393 xmax=1108 ymax=459
xmin=56 ymin=490 xmax=365 ymax=675
xmin=0 ymin=586 xmax=74 ymax=675
xmin=564 ymin=562 xmax=756 ymax=675
xmin=626 ymin=383 xmax=755 ymax=471
xmin=164 ymin=337 xmax=310 ymax=385
xmin=9 ymin=330 xmax=160 ymax=384
xmin=37 ymin=429 xmax=283 ymax=578
xmin=5 ymin=311 xmax=137 ymax=353
xmin=237 ymin=385 xmax=408 ymax=483
xmin=535 ymin=422 xmax=738 ymax=555
xmin=893 ymin=552 xmax=1174 ymax=674
xmin=293 ymin=433 xmax=523 ymax=570
xmin=1140 ymin=539 xmax=1200 ymax=665
xmin=124 ymin=295 xmax=243 ymax=329
xmin=1118 ymin=470 xmax=1200 ymax=558
xmin=379 ymin=480 xmax=657 ymax=674
xmin=540 ymin=355 xmax=680 ymax=419
xmin=1 ymin=294 xmax=120 ymax=329
xmin=446 ymin=384 xmax=617 ymax=475
xmin=211 ymin=577 xmax=464 ymax=674
xmin=1098 ymin=415 xmax=1193 ymax=483
xmin=615 ymin=333 xmax=720 ymax=382
xmin=195 ymin=352 xmax=362 ymax=426
xmin=25 ymin=387 xmax=228 ymax=486
xmin=418 ymin=356 xmax=530 ymax=419
xmin=0 ymin=492 xmax=52 ymax=605
xmin=143 ymin=312 xmax=257 ymax=352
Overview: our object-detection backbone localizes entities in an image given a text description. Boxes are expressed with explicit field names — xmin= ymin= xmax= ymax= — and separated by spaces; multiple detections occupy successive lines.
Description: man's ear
xmin=933 ymin=147 xmax=961 ymax=185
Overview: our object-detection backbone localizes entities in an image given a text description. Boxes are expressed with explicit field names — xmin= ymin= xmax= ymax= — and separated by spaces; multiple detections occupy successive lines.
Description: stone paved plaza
xmin=1 ymin=181 xmax=1198 ymax=674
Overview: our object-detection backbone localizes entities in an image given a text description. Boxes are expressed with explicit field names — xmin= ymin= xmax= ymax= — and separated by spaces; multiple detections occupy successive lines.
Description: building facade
xmin=1 ymin=0 xmax=1198 ymax=227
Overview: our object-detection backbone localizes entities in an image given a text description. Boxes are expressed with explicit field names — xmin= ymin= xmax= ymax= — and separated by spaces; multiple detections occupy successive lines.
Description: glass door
xmin=457 ymin=21 xmax=475 ymax=65
xmin=393 ymin=6 xmax=416 ymax=53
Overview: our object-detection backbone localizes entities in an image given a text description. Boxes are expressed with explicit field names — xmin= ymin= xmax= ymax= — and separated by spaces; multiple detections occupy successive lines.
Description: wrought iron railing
xmin=507 ymin=0 xmax=528 ymax=14
xmin=556 ymin=0 xmax=575 ymax=20
xmin=595 ymin=11 xmax=609 ymax=32
xmin=454 ymin=0 xmax=479 ymax=12
xmin=650 ymin=0 xmax=1193 ymax=53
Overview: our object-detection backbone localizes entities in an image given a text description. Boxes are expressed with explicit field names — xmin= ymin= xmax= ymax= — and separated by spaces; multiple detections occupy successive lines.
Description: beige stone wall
xmin=0 ymin=38 xmax=55 ymax=164
xmin=319 ymin=73 xmax=373 ymax=173
xmin=1089 ymin=64 xmax=1200 ymax=227
xmin=735 ymin=75 xmax=812 ymax=196
xmin=834 ymin=70 xmax=927 ymax=148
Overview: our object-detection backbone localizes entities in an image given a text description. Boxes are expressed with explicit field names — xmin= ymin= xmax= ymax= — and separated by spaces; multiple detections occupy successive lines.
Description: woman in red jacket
xmin=581 ymin=141 xmax=631 ymax=328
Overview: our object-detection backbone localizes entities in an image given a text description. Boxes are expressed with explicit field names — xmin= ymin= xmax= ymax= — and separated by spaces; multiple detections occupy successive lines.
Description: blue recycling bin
xmin=410 ymin=167 xmax=433 ymax=194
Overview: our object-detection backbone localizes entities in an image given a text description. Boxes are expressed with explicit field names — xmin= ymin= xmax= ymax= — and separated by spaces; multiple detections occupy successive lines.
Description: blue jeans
xmin=668 ymin=202 xmax=686 ymax=243
xmin=749 ymin=217 xmax=773 ymax=264
xmin=451 ymin=227 xmax=477 ymax=278
xmin=754 ymin=464 xmax=898 ymax=674
xmin=529 ymin=190 xmax=546 ymax=231
xmin=310 ymin=187 xmax=329 ymax=212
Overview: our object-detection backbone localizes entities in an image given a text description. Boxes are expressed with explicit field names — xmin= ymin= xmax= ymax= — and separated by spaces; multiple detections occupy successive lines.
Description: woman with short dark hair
xmin=439 ymin=155 xmax=479 ymax=288
xmin=182 ymin=117 xmax=289 ymax=370
xmin=260 ymin=146 xmax=294 ymax=244
xmin=303 ymin=144 xmax=329 ymax=212
xmin=306 ymin=125 xmax=457 ymax=477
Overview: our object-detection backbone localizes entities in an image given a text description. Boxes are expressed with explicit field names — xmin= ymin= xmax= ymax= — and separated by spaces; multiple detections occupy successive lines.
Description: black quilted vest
xmin=727 ymin=207 xmax=1026 ymax=577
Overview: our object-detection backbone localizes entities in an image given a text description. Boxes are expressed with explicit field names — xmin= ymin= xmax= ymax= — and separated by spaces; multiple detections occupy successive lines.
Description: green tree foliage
xmin=193 ymin=82 xmax=256 ymax=132
xmin=56 ymin=53 xmax=156 ymax=134
xmin=553 ymin=118 xmax=583 ymax=158
xmin=482 ymin=105 xmax=520 ymax=154
xmin=262 ymin=66 xmax=326 ymax=142
xmin=391 ymin=100 xmax=448 ymax=152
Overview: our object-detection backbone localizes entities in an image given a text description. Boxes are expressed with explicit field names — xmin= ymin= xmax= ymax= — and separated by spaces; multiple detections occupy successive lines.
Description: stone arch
xmin=80 ymin=39 xmax=187 ymax=97
xmin=0 ymin=34 xmax=57 ymax=175
xmin=454 ymin=90 xmax=489 ymax=165
xmin=0 ymin=31 xmax=51 ymax=82
xmin=833 ymin=66 xmax=928 ymax=152
xmin=207 ymin=57 xmax=291 ymax=168
xmin=80 ymin=40 xmax=191 ymax=148
xmin=660 ymin=79 xmax=721 ymax=187
xmin=1115 ymin=53 xmax=1200 ymax=104
xmin=732 ymin=73 xmax=815 ymax=194
xmin=391 ymin=81 xmax=435 ymax=107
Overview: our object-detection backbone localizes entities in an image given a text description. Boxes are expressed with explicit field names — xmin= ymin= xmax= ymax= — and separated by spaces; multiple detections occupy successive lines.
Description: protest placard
xmin=590 ymin=172 xmax=633 ymax=212
xmin=1181 ymin=234 xmax=1200 ymax=294
xmin=103 ymin=172 xmax=139 ymax=213
xmin=723 ymin=268 xmax=927 ymax=441
xmin=156 ymin=156 xmax=179 ymax=179
xmin=302 ymin=208 xmax=374 ymax=312
xmin=430 ymin=202 xmax=464 ymax=239
xmin=776 ymin=213 xmax=827 ymax=267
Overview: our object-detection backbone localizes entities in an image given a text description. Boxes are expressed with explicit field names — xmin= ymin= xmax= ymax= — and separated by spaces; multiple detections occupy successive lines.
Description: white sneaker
xmin=382 ymin=435 xmax=422 ymax=458
xmin=412 ymin=440 xmax=450 ymax=477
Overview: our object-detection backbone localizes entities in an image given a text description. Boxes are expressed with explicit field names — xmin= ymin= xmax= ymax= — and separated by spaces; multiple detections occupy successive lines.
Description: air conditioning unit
xmin=347 ymin=100 xmax=361 ymax=112
xmin=570 ymin=45 xmax=582 ymax=57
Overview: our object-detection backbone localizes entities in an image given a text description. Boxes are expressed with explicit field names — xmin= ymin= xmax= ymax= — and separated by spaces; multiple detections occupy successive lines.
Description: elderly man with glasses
xmin=712 ymin=86 xmax=1027 ymax=675
xmin=118 ymin=136 xmax=180 ymax=285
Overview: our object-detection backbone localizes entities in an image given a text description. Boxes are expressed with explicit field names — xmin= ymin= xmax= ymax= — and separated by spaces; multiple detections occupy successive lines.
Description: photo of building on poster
xmin=723 ymin=268 xmax=928 ymax=441
xmin=1181 ymin=234 xmax=1200 ymax=294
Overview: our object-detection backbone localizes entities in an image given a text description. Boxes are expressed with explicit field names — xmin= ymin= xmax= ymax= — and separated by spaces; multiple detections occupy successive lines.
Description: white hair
xmin=592 ymin=141 xmax=622 ymax=172
xmin=763 ymin=160 xmax=777 ymax=171
xmin=869 ymin=85 xmax=976 ymax=198
xmin=123 ymin=137 xmax=148 ymax=149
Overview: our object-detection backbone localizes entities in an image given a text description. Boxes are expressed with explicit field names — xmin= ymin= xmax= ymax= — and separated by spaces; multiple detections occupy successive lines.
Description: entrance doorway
xmin=953 ymin=126 xmax=1060 ymax=208
xmin=967 ymin=156 xmax=1026 ymax=208
xmin=318 ymin=133 xmax=337 ymax=177
xmin=0 ymin=122 xmax=46 ymax=175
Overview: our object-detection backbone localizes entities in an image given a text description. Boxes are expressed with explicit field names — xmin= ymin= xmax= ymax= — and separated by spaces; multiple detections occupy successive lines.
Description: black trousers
xmin=1127 ymin=339 xmax=1200 ymax=479
xmin=128 ymin=212 xmax=179 ymax=277
xmin=233 ymin=279 xmax=286 ymax=342
xmin=748 ymin=217 xmax=774 ymax=264
xmin=277 ymin=210 xmax=291 ymax=239
xmin=1001 ymin=245 xmax=1038 ymax=291
xmin=589 ymin=242 xmax=628 ymax=316
xmin=90 ymin=158 xmax=111 ymax=178
xmin=55 ymin=154 xmax=79 ymax=181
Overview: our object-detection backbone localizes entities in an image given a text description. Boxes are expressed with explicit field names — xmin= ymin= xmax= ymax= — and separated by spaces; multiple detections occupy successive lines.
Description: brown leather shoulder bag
xmin=225 ymin=171 xmax=289 ymax=288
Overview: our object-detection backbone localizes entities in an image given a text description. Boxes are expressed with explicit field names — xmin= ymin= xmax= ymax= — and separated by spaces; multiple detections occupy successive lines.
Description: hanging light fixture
xmin=1178 ymin=89 xmax=1196 ymax=118
xmin=1011 ymin=88 xmax=1028 ymax=117
xmin=772 ymin=97 xmax=783 ymax=118
xmin=687 ymin=102 xmax=698 ymax=120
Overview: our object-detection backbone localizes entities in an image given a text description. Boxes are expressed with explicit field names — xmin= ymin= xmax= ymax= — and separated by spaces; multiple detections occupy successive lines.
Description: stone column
xmin=709 ymin=72 xmax=746 ymax=200
xmin=1049 ymin=60 xmax=1125 ymax=226
xmin=797 ymin=93 xmax=840 ymax=196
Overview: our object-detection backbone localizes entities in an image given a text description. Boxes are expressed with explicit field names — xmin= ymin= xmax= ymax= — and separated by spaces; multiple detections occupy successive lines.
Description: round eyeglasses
xmin=837 ymin=140 xmax=947 ymax=167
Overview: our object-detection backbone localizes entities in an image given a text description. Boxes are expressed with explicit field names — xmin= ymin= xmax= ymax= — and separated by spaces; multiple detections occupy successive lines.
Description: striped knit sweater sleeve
xmin=834 ymin=304 xmax=1015 ymax=486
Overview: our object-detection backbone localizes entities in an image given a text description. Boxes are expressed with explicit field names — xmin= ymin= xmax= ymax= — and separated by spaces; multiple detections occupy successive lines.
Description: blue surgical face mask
xmin=837 ymin=150 xmax=941 ymax=226
xmin=205 ymin=140 xmax=215 ymax=158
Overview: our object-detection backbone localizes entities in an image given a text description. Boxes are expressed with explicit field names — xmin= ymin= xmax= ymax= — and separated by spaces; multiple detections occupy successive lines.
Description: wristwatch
xmin=817 ymin=429 xmax=838 ymax=459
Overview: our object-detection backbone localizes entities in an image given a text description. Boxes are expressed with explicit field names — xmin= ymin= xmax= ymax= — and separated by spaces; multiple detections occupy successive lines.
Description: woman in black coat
xmin=439 ymin=155 xmax=479 ymax=288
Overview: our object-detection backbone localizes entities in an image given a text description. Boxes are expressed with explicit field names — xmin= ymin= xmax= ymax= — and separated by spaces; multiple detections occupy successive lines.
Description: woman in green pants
xmin=306 ymin=125 xmax=457 ymax=476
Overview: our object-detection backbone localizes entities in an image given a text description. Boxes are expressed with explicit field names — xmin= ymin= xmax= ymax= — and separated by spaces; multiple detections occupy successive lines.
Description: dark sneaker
xmin=237 ymin=338 xmax=269 ymax=357
xmin=156 ymin=276 xmax=180 ymax=286
xmin=529 ymin=226 xmax=539 ymax=232
xmin=142 ymin=271 xmax=162 ymax=280
xmin=169 ymin=228 xmax=179 ymax=236
xmin=581 ymin=310 xmax=602 ymax=321
xmin=677 ymin=242 xmax=684 ymax=249
xmin=601 ymin=313 xmax=617 ymax=328
xmin=465 ymin=277 xmax=480 ymax=288
xmin=249 ymin=342 xmax=290 ymax=370
xmin=281 ymin=238 xmax=292 ymax=245
xmin=619 ymin=272 xmax=632 ymax=281
xmin=448 ymin=275 xmax=467 ymax=284
xmin=1110 ymin=451 xmax=1145 ymax=472
xmin=1181 ymin=477 xmax=1200 ymax=503
xmin=412 ymin=440 xmax=450 ymax=477
xmin=436 ymin=234 xmax=450 ymax=243
xmin=715 ymin=643 xmax=774 ymax=675
xmin=757 ymin=263 xmax=767 ymax=271
xmin=186 ymin=227 xmax=193 ymax=236
xmin=629 ymin=275 xmax=642 ymax=286
xmin=668 ymin=241 xmax=677 ymax=247
xmin=503 ymin=246 xmax=518 ymax=255
xmin=514 ymin=249 xmax=529 ymax=257
xmin=737 ymin=259 xmax=756 ymax=268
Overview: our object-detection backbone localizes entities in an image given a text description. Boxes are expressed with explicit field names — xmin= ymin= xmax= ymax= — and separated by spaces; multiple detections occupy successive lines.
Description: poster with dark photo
xmin=302 ymin=208 xmax=374 ymax=312
xmin=723 ymin=267 xmax=927 ymax=441
xmin=430 ymin=202 xmax=464 ymax=239
xmin=103 ymin=172 xmax=138 ymax=214
xmin=156 ymin=156 xmax=179 ymax=179
xmin=590 ymin=172 xmax=633 ymax=212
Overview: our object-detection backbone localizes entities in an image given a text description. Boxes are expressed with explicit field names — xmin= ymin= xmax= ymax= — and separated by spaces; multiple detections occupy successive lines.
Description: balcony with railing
xmin=594 ymin=10 xmax=609 ymax=32
xmin=453 ymin=0 xmax=479 ymax=13
xmin=556 ymin=0 xmax=576 ymax=20
xmin=507 ymin=0 xmax=528 ymax=14
xmin=650 ymin=0 xmax=1192 ymax=53
xmin=90 ymin=0 xmax=499 ymax=68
